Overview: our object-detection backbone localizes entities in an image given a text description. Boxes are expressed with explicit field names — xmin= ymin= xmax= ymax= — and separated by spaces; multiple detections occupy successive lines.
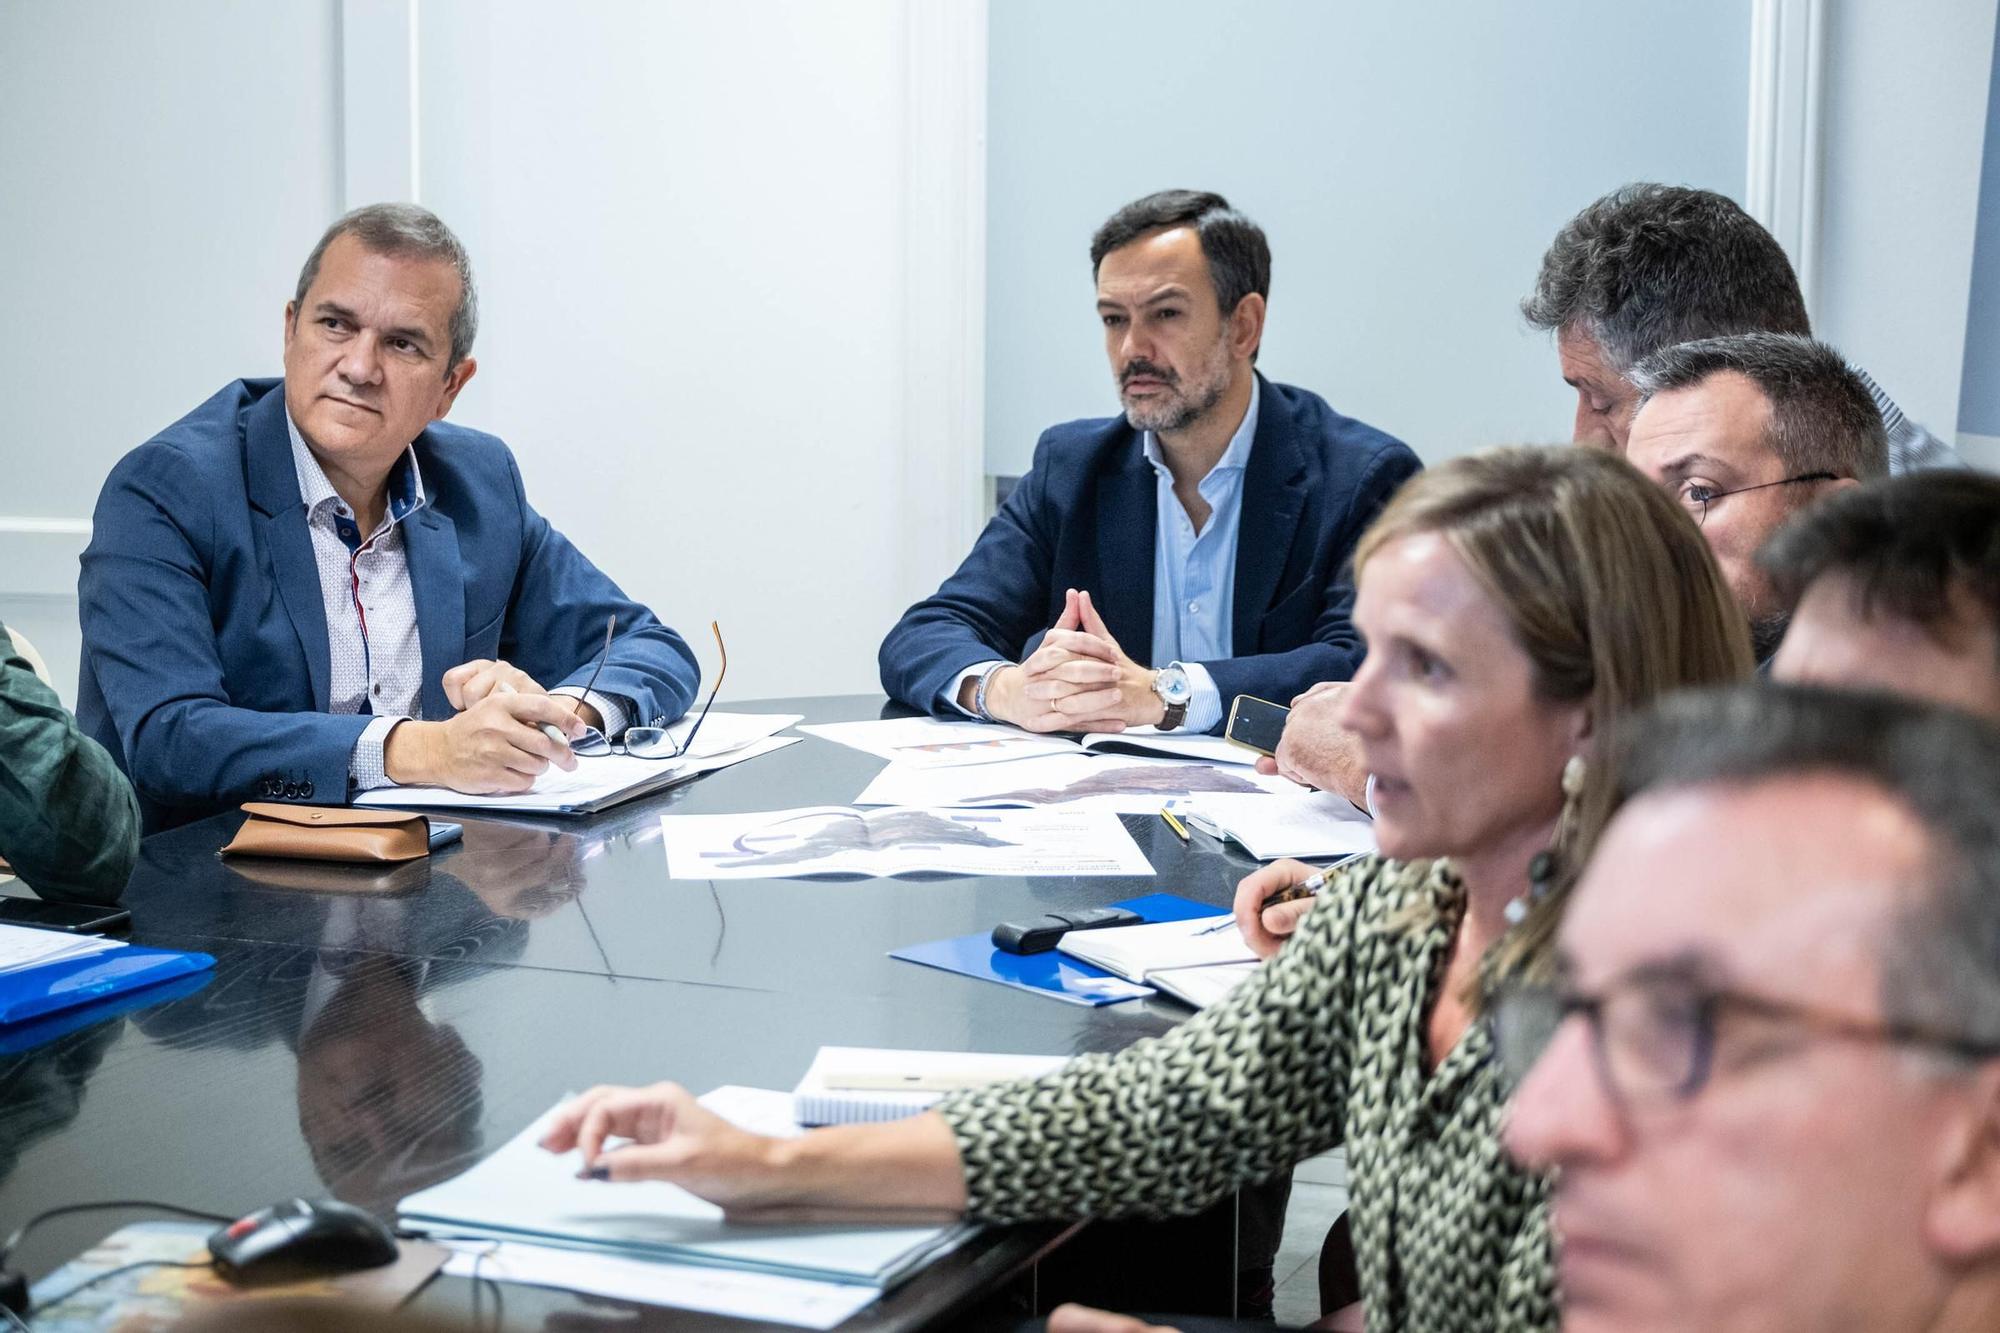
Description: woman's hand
xmin=1233 ymin=858 xmax=1321 ymax=959
xmin=1046 ymin=1304 xmax=1180 ymax=1333
xmin=539 ymin=1082 xmax=792 ymax=1209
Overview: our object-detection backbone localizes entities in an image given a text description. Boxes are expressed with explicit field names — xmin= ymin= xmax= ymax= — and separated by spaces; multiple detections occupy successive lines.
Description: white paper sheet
xmin=0 ymin=923 xmax=123 ymax=976
xmin=400 ymin=1087 xmax=970 ymax=1285
xmin=355 ymin=735 xmax=798 ymax=814
xmin=854 ymin=751 xmax=1300 ymax=814
xmin=800 ymin=716 xmax=1259 ymax=769
xmin=658 ymin=805 xmax=1154 ymax=878
xmin=1177 ymin=789 xmax=1379 ymax=860
xmin=442 ymin=1241 xmax=880 ymax=1329
xmin=798 ymin=717 xmax=1079 ymax=768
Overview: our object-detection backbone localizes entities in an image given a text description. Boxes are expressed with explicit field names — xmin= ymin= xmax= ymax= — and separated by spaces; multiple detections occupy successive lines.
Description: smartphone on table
xmin=0 ymin=895 xmax=133 ymax=935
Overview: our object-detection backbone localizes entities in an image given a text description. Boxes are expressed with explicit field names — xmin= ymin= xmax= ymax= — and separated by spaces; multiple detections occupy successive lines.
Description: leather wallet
xmin=219 ymin=803 xmax=432 ymax=864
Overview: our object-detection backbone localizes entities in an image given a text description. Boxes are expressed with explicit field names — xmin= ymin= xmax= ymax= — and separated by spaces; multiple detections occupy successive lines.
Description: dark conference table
xmin=0 ymin=696 xmax=1272 ymax=1329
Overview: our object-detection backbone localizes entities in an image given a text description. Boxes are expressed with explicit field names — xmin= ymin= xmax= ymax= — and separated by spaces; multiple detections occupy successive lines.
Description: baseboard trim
xmin=0 ymin=519 xmax=91 ymax=597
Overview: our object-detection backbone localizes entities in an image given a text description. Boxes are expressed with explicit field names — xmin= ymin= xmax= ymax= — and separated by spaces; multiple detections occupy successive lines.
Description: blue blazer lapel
xmin=1232 ymin=377 xmax=1306 ymax=654
xmin=244 ymin=388 xmax=334 ymax=710
xmin=1095 ymin=438 xmax=1158 ymax=657
xmin=401 ymin=503 xmax=466 ymax=722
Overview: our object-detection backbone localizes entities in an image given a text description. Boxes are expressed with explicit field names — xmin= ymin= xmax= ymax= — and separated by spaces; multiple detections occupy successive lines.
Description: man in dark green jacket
xmin=0 ymin=625 xmax=140 ymax=902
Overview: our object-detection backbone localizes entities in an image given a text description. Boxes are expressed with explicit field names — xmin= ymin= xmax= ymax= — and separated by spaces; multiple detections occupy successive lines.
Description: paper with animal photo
xmin=659 ymin=805 xmax=1154 ymax=878
xmin=798 ymin=716 xmax=1080 ymax=768
xmin=854 ymin=751 xmax=1302 ymax=813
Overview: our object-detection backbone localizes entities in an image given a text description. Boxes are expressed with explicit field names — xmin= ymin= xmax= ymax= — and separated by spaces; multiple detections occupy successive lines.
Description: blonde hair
xmin=1354 ymin=446 xmax=1754 ymax=989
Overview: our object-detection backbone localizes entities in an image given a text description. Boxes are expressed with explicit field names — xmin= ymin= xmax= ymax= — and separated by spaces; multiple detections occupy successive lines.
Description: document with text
xmin=658 ymin=805 xmax=1154 ymax=878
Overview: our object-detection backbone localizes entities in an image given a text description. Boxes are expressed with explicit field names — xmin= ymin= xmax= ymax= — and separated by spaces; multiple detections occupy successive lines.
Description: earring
xmin=1507 ymin=755 xmax=1587 ymax=926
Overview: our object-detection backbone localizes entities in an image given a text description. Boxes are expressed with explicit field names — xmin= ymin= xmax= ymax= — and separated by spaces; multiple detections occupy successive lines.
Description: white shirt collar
xmin=285 ymin=407 xmax=427 ymax=523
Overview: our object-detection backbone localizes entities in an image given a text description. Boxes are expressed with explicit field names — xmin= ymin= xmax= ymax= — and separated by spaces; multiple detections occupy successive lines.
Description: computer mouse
xmin=208 ymin=1198 xmax=398 ymax=1279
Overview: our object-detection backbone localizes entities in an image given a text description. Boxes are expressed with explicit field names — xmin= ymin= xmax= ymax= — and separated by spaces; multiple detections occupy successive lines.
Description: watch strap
xmin=1159 ymin=700 xmax=1189 ymax=731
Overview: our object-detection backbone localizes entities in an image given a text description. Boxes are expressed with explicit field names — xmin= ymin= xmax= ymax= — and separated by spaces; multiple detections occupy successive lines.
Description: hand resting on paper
xmin=383 ymin=674 xmax=588 ymax=793
xmin=1232 ymin=858 xmax=1322 ymax=959
xmin=539 ymin=1082 xmax=970 ymax=1216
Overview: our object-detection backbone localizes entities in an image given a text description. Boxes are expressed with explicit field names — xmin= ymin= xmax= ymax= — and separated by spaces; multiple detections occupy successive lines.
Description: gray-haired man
xmin=1501 ymin=684 xmax=2000 ymax=1333
xmin=1525 ymin=183 xmax=1960 ymax=469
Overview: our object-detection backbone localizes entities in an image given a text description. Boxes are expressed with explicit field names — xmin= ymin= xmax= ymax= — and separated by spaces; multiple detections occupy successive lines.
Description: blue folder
xmin=890 ymin=892 xmax=1224 ymax=1007
xmin=0 ymin=944 xmax=216 ymax=1028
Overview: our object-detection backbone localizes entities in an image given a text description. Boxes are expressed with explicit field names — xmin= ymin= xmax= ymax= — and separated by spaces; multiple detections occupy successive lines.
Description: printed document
xmin=658 ymin=805 xmax=1154 ymax=878
xmin=801 ymin=716 xmax=1257 ymax=769
xmin=854 ymin=751 xmax=1300 ymax=814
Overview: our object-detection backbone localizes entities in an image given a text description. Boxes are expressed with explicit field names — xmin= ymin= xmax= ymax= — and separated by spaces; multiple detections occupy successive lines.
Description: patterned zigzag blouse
xmin=936 ymin=857 xmax=1557 ymax=1332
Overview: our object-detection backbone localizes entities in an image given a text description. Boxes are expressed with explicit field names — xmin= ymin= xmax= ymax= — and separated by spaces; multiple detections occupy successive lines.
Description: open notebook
xmin=1176 ymin=789 xmax=1378 ymax=861
xmin=791 ymin=1047 xmax=1068 ymax=1126
xmin=1055 ymin=916 xmax=1260 ymax=1010
xmin=398 ymin=1088 xmax=971 ymax=1288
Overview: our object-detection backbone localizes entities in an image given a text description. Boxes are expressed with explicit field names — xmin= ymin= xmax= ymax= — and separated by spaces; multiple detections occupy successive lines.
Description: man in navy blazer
xmin=80 ymin=205 xmax=698 ymax=832
xmin=881 ymin=191 xmax=1419 ymax=737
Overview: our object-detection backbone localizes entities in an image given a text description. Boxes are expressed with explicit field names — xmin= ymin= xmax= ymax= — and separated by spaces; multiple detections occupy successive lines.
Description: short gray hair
xmin=1615 ymin=684 xmax=2000 ymax=1056
xmin=1523 ymin=183 xmax=1810 ymax=373
xmin=1628 ymin=332 xmax=1889 ymax=483
xmin=293 ymin=203 xmax=479 ymax=370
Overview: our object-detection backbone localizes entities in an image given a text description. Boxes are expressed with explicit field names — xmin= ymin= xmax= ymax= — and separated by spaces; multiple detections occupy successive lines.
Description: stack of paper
xmin=1056 ymin=916 xmax=1260 ymax=1011
xmin=1177 ymin=789 xmax=1378 ymax=860
xmin=791 ymin=1047 xmax=1067 ymax=1126
xmin=357 ymin=712 xmax=801 ymax=815
xmin=0 ymin=922 xmax=125 ymax=975
xmin=399 ymin=1088 xmax=973 ymax=1288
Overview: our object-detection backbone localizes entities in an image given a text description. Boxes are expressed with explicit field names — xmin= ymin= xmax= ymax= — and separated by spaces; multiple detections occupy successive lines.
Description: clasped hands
xmin=382 ymin=659 xmax=605 ymax=793
xmin=969 ymin=588 xmax=1164 ymax=733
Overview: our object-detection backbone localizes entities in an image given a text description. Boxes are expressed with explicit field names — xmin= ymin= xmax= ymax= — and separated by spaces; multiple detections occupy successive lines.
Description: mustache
xmin=1120 ymin=360 xmax=1178 ymax=388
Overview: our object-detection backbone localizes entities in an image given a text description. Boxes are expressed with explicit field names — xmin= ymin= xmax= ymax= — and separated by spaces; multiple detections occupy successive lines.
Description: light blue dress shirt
xmin=1143 ymin=376 xmax=1258 ymax=733
xmin=946 ymin=381 xmax=1259 ymax=733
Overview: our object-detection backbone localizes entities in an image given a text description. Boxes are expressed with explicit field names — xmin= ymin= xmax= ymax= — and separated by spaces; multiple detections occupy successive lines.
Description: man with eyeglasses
xmin=79 ymin=204 xmax=700 ymax=831
xmin=1621 ymin=333 xmax=1889 ymax=662
xmin=1498 ymin=684 xmax=2000 ymax=1333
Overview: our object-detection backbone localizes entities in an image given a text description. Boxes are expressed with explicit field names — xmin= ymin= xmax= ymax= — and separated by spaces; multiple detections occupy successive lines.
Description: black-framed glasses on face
xmin=1491 ymin=967 xmax=2000 ymax=1106
xmin=1675 ymin=471 xmax=1840 ymax=526
xmin=571 ymin=621 xmax=726 ymax=761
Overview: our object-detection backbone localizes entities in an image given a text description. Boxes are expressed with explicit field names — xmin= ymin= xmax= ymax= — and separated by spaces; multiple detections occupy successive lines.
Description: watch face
xmin=1156 ymin=667 xmax=1193 ymax=705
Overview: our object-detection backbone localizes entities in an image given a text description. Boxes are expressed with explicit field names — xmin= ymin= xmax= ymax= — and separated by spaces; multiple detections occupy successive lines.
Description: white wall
xmin=983 ymin=1 xmax=1751 ymax=474
xmin=1814 ymin=0 xmax=1999 ymax=457
xmin=0 ymin=0 xmax=341 ymax=596
xmin=0 ymin=0 xmax=984 ymax=701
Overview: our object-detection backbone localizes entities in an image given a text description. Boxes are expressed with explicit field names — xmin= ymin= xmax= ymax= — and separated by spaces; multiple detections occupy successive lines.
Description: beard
xmin=1119 ymin=336 xmax=1233 ymax=434
xmin=1749 ymin=610 xmax=1791 ymax=666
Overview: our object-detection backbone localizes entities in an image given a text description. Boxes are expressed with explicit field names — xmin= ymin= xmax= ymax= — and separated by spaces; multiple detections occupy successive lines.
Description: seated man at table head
xmin=1524 ymin=182 xmax=1958 ymax=468
xmin=1760 ymin=471 xmax=2000 ymax=717
xmin=879 ymin=189 xmax=1420 ymax=736
xmin=1502 ymin=684 xmax=2000 ymax=1333
xmin=0 ymin=623 xmax=141 ymax=902
xmin=1623 ymin=331 xmax=1889 ymax=662
xmin=79 ymin=203 xmax=700 ymax=831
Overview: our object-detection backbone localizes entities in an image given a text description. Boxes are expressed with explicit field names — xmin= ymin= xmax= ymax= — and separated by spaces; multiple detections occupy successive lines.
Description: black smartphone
xmin=1225 ymin=694 xmax=1290 ymax=756
xmin=0 ymin=896 xmax=134 ymax=934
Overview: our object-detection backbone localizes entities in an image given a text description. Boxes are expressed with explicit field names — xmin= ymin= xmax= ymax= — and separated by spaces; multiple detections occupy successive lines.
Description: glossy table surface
xmin=0 ymin=696 xmax=1266 ymax=1329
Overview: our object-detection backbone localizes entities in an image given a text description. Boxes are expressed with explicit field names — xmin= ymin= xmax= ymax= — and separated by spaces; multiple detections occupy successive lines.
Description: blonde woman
xmin=540 ymin=447 xmax=1753 ymax=1332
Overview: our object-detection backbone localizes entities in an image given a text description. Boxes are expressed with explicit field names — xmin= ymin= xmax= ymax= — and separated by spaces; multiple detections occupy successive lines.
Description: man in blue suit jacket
xmin=80 ymin=205 xmax=699 ymax=831
xmin=881 ymin=191 xmax=1419 ymax=737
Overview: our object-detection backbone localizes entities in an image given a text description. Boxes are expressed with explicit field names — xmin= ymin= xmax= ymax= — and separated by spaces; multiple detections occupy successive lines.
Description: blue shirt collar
xmin=1141 ymin=374 xmax=1260 ymax=492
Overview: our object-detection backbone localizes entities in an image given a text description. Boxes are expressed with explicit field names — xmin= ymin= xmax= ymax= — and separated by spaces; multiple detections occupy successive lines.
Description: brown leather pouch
xmin=220 ymin=803 xmax=431 ymax=864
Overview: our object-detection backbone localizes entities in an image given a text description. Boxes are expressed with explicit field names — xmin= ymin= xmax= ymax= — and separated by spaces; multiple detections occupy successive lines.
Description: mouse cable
xmin=0 ymin=1200 xmax=233 ymax=1316
xmin=27 ymin=1258 xmax=213 ymax=1319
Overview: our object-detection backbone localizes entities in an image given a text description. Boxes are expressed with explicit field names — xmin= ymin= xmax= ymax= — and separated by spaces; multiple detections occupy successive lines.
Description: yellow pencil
xmin=1159 ymin=807 xmax=1191 ymax=842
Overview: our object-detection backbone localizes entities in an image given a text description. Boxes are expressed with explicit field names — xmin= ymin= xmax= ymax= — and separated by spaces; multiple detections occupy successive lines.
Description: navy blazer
xmin=79 ymin=379 xmax=699 ymax=831
xmin=879 ymin=377 xmax=1420 ymax=730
